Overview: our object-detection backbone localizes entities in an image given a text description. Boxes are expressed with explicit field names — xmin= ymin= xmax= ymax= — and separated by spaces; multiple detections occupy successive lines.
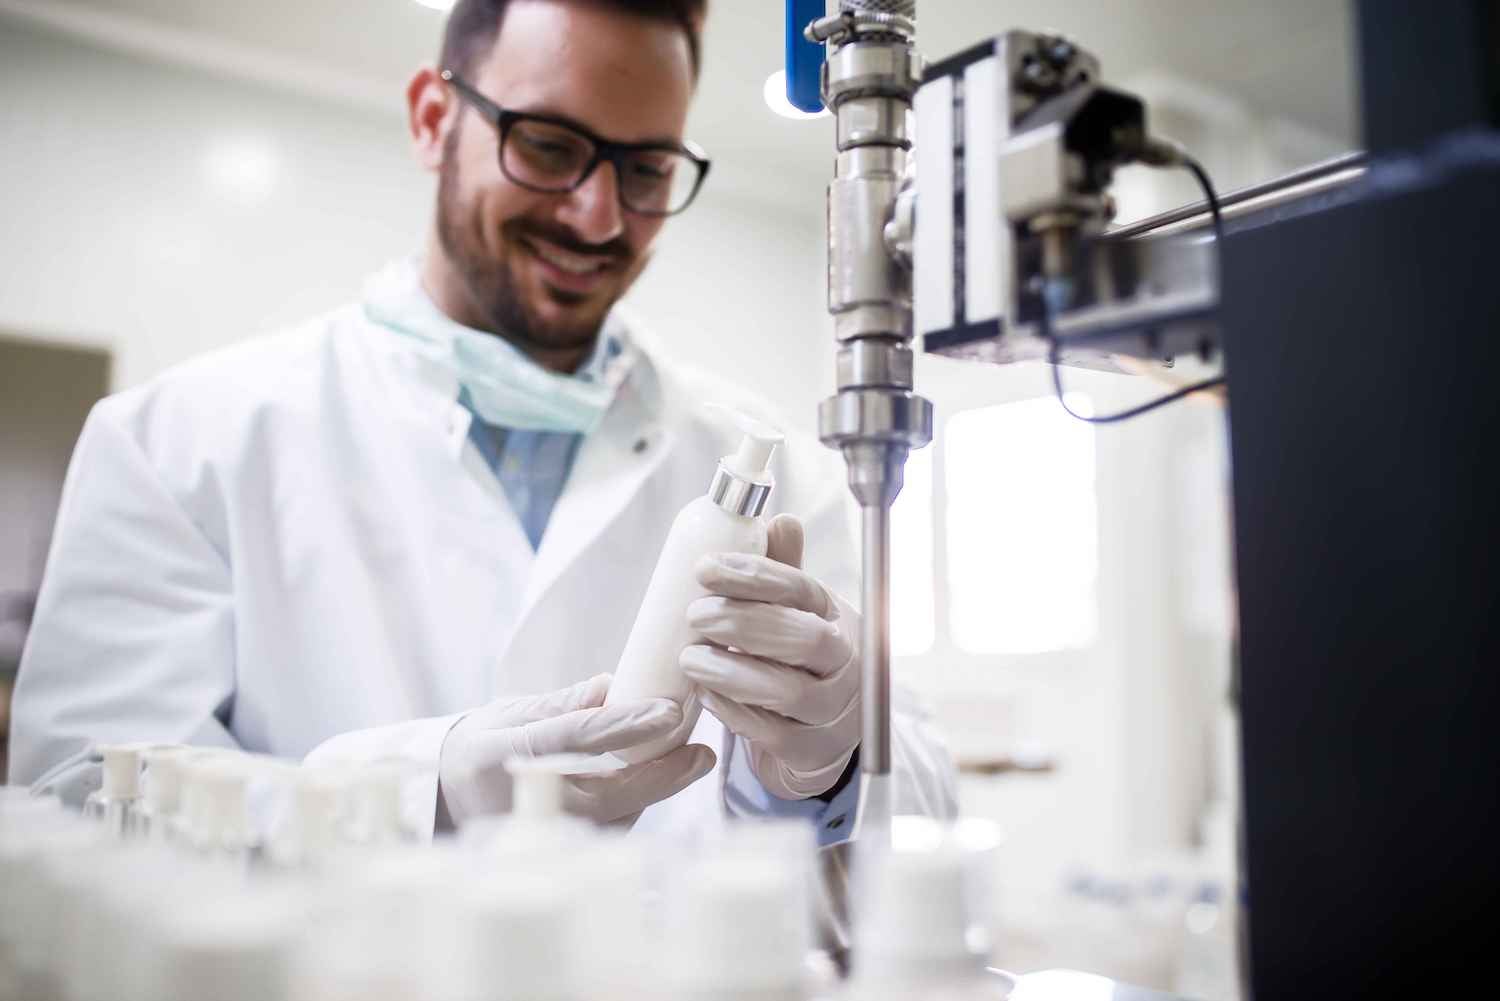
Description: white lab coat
xmin=9 ymin=299 xmax=956 ymax=834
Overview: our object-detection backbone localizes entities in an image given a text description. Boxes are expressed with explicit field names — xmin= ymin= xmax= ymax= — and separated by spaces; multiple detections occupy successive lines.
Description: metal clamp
xmin=805 ymin=10 xmax=916 ymax=47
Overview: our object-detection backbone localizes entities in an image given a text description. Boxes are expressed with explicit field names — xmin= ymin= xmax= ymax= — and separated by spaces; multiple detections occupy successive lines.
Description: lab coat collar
xmin=514 ymin=311 xmax=674 ymax=623
xmin=355 ymin=272 xmax=678 ymax=665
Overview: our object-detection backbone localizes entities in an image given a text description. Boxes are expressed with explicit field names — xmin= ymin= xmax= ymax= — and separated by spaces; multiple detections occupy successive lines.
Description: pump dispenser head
xmin=100 ymin=746 xmax=143 ymax=799
xmin=707 ymin=407 xmax=784 ymax=516
xmin=505 ymin=759 xmax=566 ymax=819
xmin=724 ymin=415 xmax=783 ymax=483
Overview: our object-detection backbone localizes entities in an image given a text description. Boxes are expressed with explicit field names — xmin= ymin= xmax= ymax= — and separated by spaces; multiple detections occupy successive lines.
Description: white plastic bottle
xmin=846 ymin=818 xmax=1009 ymax=1001
xmin=666 ymin=830 xmax=813 ymax=1001
xmin=84 ymin=745 xmax=146 ymax=838
xmin=140 ymin=746 xmax=190 ymax=843
xmin=605 ymin=414 xmax=783 ymax=763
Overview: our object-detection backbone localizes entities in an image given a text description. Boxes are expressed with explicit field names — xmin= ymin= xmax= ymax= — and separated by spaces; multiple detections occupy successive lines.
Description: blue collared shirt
xmin=457 ymin=332 xmax=622 ymax=550
xmin=462 ymin=415 xmax=580 ymax=551
xmin=459 ymin=334 xmax=857 ymax=843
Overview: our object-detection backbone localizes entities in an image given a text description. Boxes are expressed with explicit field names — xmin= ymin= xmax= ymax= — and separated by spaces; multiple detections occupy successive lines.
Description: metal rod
xmin=860 ymin=502 xmax=893 ymax=776
xmin=1106 ymin=151 xmax=1368 ymax=240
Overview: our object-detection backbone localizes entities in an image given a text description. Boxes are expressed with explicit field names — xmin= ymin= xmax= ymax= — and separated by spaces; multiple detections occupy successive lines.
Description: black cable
xmin=1045 ymin=154 xmax=1227 ymax=424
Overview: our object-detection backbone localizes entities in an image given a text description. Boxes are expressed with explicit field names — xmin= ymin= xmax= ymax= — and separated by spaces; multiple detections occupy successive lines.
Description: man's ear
xmin=408 ymin=65 xmax=454 ymax=172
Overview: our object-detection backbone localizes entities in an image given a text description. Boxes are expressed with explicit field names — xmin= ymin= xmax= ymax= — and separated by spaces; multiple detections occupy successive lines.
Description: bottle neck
xmin=708 ymin=464 xmax=771 ymax=517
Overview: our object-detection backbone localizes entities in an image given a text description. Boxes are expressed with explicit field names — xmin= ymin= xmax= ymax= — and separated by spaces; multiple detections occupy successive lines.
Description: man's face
xmin=432 ymin=0 xmax=695 ymax=355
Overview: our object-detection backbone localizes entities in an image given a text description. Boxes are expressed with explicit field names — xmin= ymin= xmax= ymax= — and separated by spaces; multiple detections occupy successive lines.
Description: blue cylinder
xmin=785 ymin=0 xmax=826 ymax=114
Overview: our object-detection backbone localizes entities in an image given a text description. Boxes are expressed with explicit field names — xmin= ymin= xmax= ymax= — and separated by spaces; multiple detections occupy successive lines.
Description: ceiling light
xmin=763 ymin=70 xmax=829 ymax=121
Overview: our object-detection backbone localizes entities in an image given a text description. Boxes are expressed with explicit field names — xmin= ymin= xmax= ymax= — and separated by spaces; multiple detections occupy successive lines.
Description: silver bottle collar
xmin=708 ymin=464 xmax=772 ymax=517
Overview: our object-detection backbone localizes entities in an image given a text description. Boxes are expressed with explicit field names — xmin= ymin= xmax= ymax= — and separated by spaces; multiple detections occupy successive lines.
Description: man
xmin=9 ymin=0 xmax=955 ymax=839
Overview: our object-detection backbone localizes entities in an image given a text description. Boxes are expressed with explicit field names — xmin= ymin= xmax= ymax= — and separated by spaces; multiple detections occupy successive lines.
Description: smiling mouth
xmin=520 ymin=236 xmax=615 ymax=278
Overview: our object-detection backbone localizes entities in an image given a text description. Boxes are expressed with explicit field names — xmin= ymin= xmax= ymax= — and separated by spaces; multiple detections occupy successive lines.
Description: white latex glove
xmin=437 ymin=673 xmax=716 ymax=829
xmin=681 ymin=514 xmax=860 ymax=800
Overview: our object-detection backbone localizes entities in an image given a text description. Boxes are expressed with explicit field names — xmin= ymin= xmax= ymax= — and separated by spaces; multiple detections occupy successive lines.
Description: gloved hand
xmin=437 ymin=673 xmax=716 ymax=829
xmin=681 ymin=514 xmax=860 ymax=800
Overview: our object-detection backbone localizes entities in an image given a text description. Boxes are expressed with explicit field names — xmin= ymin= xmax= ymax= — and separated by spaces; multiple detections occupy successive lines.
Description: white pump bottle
xmin=605 ymin=412 xmax=783 ymax=764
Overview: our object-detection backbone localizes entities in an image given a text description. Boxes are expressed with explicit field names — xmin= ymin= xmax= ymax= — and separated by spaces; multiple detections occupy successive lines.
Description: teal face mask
xmin=362 ymin=258 xmax=631 ymax=434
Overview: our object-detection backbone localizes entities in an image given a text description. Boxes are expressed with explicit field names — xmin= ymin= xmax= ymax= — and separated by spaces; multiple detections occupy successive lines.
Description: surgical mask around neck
xmin=362 ymin=258 xmax=633 ymax=434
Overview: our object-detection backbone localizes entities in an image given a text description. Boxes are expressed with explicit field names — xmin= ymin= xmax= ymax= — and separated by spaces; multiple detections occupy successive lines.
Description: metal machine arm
xmin=809 ymin=0 xmax=931 ymax=836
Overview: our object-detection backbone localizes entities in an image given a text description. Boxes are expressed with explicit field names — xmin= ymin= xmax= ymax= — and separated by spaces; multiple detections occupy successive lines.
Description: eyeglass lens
xmin=502 ymin=118 xmax=699 ymax=214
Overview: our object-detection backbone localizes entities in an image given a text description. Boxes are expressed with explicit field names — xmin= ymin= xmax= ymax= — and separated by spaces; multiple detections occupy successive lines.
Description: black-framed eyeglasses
xmin=441 ymin=69 xmax=711 ymax=217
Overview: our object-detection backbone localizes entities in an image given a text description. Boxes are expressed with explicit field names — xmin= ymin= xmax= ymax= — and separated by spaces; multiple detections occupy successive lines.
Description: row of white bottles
xmin=4 ymin=763 xmax=1013 ymax=1001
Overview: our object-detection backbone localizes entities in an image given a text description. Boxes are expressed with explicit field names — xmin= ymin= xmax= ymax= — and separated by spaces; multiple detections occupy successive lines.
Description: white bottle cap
xmin=504 ymin=753 xmax=604 ymax=818
xmin=143 ymin=748 xmax=189 ymax=815
xmin=722 ymin=413 xmax=784 ymax=483
xmin=100 ymin=745 xmax=143 ymax=799
xmin=291 ymin=770 xmax=346 ymax=857
xmin=508 ymin=762 xmax=564 ymax=818
xmin=350 ymin=762 xmax=408 ymax=844
xmin=197 ymin=763 xmax=250 ymax=851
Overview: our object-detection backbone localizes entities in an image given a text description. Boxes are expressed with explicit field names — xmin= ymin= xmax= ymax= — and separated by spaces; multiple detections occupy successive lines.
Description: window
xmin=945 ymin=396 xmax=1099 ymax=655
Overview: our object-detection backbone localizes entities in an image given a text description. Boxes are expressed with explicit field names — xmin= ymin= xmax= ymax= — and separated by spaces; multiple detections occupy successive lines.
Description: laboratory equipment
xmin=806 ymin=0 xmax=932 ymax=839
xmin=802 ymin=0 xmax=1216 ymax=840
xmin=796 ymin=0 xmax=1500 ymax=997
xmin=606 ymin=411 xmax=783 ymax=763
xmin=909 ymin=36 xmax=1218 ymax=370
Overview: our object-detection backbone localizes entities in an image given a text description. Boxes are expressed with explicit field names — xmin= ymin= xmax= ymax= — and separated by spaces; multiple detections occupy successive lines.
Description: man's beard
xmin=435 ymin=128 xmax=631 ymax=354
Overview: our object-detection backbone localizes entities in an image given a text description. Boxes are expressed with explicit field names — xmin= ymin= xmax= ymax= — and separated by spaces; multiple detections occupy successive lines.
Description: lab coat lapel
xmin=515 ymin=349 xmax=673 ymax=621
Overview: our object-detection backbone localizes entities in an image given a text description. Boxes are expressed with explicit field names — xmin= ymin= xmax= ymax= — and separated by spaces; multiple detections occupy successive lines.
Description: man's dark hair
xmin=440 ymin=0 xmax=707 ymax=81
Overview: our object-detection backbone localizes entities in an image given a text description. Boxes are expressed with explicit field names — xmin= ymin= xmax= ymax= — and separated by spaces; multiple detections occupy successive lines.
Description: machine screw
xmin=1022 ymin=58 xmax=1057 ymax=89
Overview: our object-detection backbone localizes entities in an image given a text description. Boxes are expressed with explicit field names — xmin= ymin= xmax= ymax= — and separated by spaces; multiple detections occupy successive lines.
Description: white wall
xmin=0 ymin=17 xmax=831 ymax=433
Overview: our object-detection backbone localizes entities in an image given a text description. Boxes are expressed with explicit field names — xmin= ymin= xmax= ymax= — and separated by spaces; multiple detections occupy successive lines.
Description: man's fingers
xmin=765 ymin=513 xmax=804 ymax=569
xmin=510 ymin=698 xmax=681 ymax=757
xmin=693 ymin=554 xmax=835 ymax=619
xmin=496 ymin=673 xmax=613 ymax=724
xmin=686 ymin=597 xmax=851 ymax=674
xmin=698 ymin=690 xmax=797 ymax=753
xmin=570 ymin=743 xmax=717 ymax=824
xmin=680 ymin=644 xmax=855 ymax=726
